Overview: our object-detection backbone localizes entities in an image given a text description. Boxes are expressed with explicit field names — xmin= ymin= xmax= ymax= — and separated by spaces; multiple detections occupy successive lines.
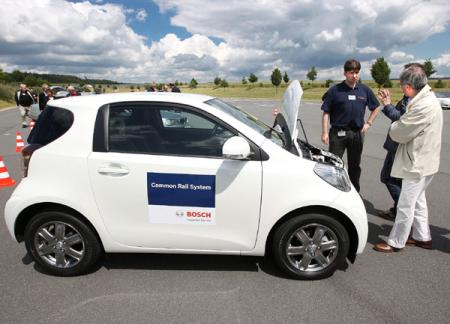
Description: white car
xmin=435 ymin=92 xmax=450 ymax=110
xmin=5 ymin=81 xmax=367 ymax=280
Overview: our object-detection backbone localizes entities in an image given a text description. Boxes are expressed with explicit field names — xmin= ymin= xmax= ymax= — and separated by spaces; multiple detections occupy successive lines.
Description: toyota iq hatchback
xmin=5 ymin=81 xmax=367 ymax=280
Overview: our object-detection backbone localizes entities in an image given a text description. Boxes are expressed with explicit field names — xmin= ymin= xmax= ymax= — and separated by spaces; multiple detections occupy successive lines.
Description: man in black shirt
xmin=38 ymin=83 xmax=50 ymax=111
xmin=321 ymin=59 xmax=380 ymax=192
xmin=15 ymin=83 xmax=35 ymax=128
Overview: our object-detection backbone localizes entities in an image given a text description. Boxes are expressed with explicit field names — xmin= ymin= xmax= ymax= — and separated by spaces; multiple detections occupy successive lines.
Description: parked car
xmin=5 ymin=81 xmax=368 ymax=280
xmin=50 ymin=86 xmax=66 ymax=93
xmin=54 ymin=90 xmax=69 ymax=99
xmin=161 ymin=109 xmax=188 ymax=127
xmin=29 ymin=103 xmax=40 ymax=121
xmin=435 ymin=91 xmax=450 ymax=110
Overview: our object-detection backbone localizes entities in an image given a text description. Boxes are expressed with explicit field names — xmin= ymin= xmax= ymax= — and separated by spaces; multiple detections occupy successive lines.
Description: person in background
xmin=39 ymin=83 xmax=50 ymax=111
xmin=15 ymin=83 xmax=35 ymax=128
xmin=67 ymin=85 xmax=79 ymax=96
xmin=321 ymin=59 xmax=380 ymax=192
xmin=374 ymin=63 xmax=443 ymax=253
xmin=377 ymin=89 xmax=408 ymax=218
xmin=46 ymin=88 xmax=54 ymax=101
xmin=170 ymin=83 xmax=181 ymax=93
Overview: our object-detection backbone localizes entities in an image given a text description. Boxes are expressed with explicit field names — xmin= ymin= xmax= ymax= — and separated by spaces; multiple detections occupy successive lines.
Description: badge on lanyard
xmin=348 ymin=95 xmax=356 ymax=101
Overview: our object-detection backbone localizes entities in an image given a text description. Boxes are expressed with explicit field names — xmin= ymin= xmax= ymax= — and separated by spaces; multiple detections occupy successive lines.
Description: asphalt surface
xmin=0 ymin=100 xmax=449 ymax=323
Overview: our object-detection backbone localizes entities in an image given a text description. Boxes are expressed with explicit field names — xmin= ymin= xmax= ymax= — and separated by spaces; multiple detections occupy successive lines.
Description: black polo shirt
xmin=321 ymin=81 xmax=379 ymax=129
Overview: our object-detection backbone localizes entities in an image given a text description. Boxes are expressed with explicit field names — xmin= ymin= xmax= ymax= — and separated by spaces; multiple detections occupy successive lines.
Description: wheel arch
xmin=265 ymin=205 xmax=358 ymax=263
xmin=14 ymin=202 xmax=104 ymax=252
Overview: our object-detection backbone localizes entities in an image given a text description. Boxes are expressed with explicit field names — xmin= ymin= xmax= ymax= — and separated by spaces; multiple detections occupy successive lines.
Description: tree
xmin=220 ymin=79 xmax=229 ymax=88
xmin=242 ymin=77 xmax=247 ymax=84
xmin=325 ymin=79 xmax=333 ymax=88
xmin=11 ymin=70 xmax=25 ymax=82
xmin=0 ymin=69 xmax=11 ymax=83
xmin=189 ymin=78 xmax=198 ymax=89
xmin=214 ymin=77 xmax=221 ymax=86
xmin=283 ymin=72 xmax=289 ymax=84
xmin=434 ymin=79 xmax=445 ymax=88
xmin=248 ymin=73 xmax=258 ymax=84
xmin=306 ymin=66 xmax=317 ymax=82
xmin=271 ymin=68 xmax=282 ymax=93
xmin=423 ymin=58 xmax=436 ymax=78
xmin=23 ymin=75 xmax=46 ymax=87
xmin=370 ymin=57 xmax=391 ymax=89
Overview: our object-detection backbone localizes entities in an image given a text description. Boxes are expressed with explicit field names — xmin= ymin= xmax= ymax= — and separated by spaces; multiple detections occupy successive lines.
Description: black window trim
xmin=93 ymin=101 xmax=269 ymax=161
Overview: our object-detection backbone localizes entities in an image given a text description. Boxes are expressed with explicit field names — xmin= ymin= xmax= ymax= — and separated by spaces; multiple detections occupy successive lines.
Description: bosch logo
xmin=175 ymin=211 xmax=184 ymax=217
xmin=187 ymin=211 xmax=211 ymax=218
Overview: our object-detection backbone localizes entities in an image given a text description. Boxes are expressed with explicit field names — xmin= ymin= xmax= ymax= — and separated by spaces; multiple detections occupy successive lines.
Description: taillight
xmin=22 ymin=144 xmax=42 ymax=177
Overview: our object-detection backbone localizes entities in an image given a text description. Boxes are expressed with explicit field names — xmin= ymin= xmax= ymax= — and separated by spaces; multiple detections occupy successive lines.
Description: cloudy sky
xmin=1 ymin=0 xmax=450 ymax=83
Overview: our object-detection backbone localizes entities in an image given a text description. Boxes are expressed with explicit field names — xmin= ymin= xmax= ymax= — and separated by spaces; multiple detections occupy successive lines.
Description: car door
xmin=87 ymin=102 xmax=262 ymax=251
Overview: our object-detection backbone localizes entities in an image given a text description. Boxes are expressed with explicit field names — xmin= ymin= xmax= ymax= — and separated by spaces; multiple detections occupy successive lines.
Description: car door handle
xmin=97 ymin=165 xmax=129 ymax=176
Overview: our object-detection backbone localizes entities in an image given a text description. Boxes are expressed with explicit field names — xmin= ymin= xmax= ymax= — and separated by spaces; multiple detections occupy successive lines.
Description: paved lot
xmin=0 ymin=100 xmax=449 ymax=323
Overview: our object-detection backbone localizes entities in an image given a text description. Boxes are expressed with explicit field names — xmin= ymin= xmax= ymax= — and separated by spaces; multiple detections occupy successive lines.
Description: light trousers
xmin=18 ymin=105 xmax=30 ymax=125
xmin=387 ymin=175 xmax=433 ymax=248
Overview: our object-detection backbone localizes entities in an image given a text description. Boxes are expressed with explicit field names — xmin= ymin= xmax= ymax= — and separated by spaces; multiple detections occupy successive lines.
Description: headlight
xmin=313 ymin=163 xmax=351 ymax=192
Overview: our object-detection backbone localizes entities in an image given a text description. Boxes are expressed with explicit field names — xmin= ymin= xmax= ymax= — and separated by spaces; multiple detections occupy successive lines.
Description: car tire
xmin=272 ymin=213 xmax=349 ymax=280
xmin=24 ymin=211 xmax=102 ymax=276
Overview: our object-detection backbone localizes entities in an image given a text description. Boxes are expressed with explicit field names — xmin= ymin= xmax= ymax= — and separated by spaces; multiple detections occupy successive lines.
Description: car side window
xmin=109 ymin=106 xmax=164 ymax=154
xmin=108 ymin=104 xmax=236 ymax=157
xmin=158 ymin=108 xmax=235 ymax=157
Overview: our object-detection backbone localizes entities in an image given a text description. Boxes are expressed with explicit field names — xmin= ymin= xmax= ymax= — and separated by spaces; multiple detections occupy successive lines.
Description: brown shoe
xmin=373 ymin=243 xmax=402 ymax=253
xmin=406 ymin=238 xmax=432 ymax=250
xmin=378 ymin=209 xmax=394 ymax=218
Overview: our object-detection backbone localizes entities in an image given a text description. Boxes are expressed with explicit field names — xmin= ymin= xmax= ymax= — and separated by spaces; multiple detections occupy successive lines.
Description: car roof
xmin=50 ymin=92 xmax=214 ymax=111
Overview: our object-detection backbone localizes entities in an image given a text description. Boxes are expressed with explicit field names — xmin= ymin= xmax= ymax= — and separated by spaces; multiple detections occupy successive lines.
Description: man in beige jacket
xmin=374 ymin=64 xmax=443 ymax=253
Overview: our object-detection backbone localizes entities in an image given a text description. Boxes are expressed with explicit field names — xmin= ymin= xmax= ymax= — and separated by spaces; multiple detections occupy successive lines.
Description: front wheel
xmin=272 ymin=213 xmax=349 ymax=280
xmin=24 ymin=211 xmax=102 ymax=276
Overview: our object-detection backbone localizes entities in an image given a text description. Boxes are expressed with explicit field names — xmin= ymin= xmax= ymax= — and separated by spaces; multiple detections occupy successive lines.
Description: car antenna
xmin=297 ymin=118 xmax=309 ymax=144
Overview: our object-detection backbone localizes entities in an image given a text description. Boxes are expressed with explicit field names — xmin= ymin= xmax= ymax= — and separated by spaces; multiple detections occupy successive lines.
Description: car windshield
xmin=205 ymin=98 xmax=284 ymax=147
xmin=435 ymin=92 xmax=450 ymax=98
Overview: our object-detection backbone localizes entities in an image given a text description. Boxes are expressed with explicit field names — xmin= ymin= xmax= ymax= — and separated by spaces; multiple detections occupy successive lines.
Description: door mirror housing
xmin=222 ymin=136 xmax=252 ymax=160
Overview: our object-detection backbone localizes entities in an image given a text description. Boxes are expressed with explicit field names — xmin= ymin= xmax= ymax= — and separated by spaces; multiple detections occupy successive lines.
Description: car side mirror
xmin=222 ymin=136 xmax=252 ymax=160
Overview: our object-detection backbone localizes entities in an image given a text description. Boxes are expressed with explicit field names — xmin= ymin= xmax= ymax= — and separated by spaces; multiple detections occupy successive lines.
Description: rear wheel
xmin=272 ymin=213 xmax=349 ymax=280
xmin=25 ymin=211 xmax=102 ymax=276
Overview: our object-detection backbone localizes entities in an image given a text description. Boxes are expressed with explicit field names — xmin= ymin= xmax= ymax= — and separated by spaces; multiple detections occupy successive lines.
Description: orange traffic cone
xmin=29 ymin=120 xmax=35 ymax=130
xmin=0 ymin=156 xmax=16 ymax=187
xmin=16 ymin=132 xmax=25 ymax=153
xmin=272 ymin=108 xmax=279 ymax=116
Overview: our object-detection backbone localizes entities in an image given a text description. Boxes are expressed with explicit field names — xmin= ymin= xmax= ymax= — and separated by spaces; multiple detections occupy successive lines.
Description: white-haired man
xmin=15 ymin=83 xmax=35 ymax=128
xmin=374 ymin=64 xmax=443 ymax=252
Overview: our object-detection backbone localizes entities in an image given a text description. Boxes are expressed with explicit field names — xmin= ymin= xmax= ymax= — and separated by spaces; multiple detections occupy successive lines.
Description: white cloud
xmin=0 ymin=0 xmax=449 ymax=82
xmin=389 ymin=51 xmax=415 ymax=63
xmin=357 ymin=47 xmax=380 ymax=54
xmin=315 ymin=29 xmax=343 ymax=42
xmin=136 ymin=9 xmax=147 ymax=22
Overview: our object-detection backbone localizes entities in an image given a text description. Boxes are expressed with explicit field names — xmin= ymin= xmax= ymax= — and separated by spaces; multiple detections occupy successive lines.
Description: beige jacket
xmin=389 ymin=84 xmax=443 ymax=179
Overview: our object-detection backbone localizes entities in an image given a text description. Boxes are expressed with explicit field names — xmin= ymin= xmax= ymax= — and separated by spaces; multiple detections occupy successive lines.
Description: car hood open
xmin=273 ymin=80 xmax=303 ymax=152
